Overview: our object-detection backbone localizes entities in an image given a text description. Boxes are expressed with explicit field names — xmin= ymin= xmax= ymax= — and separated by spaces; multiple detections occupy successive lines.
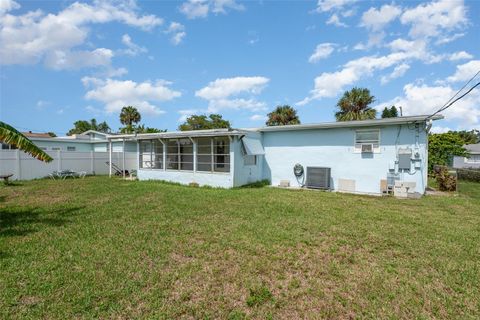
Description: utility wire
xmin=428 ymin=69 xmax=480 ymax=119
xmin=429 ymin=81 xmax=480 ymax=118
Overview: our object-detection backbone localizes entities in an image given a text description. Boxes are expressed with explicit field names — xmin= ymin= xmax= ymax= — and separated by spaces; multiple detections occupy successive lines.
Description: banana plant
xmin=0 ymin=121 xmax=53 ymax=162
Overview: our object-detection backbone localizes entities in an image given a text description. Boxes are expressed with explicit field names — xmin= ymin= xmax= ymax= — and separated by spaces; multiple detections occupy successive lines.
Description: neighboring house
xmin=108 ymin=115 xmax=443 ymax=195
xmin=453 ymin=143 xmax=480 ymax=169
xmin=1 ymin=130 xmax=136 ymax=152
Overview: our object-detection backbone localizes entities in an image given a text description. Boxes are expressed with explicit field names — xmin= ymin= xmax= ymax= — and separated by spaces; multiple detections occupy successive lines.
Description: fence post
xmin=91 ymin=151 xmax=95 ymax=175
xmin=16 ymin=149 xmax=21 ymax=180
xmin=57 ymin=150 xmax=62 ymax=171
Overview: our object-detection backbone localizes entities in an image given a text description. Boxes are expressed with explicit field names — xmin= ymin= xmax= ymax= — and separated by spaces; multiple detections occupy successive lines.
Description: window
xmin=67 ymin=146 xmax=76 ymax=152
xmin=355 ymin=129 xmax=380 ymax=151
xmin=166 ymin=139 xmax=179 ymax=170
xmin=139 ymin=140 xmax=163 ymax=169
xmin=164 ymin=139 xmax=194 ymax=171
xmin=196 ymin=137 xmax=230 ymax=173
xmin=466 ymin=154 xmax=480 ymax=163
xmin=51 ymin=147 xmax=61 ymax=151
xmin=1 ymin=143 xmax=17 ymax=150
xmin=244 ymin=155 xmax=256 ymax=166
xmin=40 ymin=147 xmax=47 ymax=151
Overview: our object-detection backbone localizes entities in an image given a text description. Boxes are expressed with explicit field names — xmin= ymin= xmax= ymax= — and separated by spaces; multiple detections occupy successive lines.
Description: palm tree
xmin=335 ymin=87 xmax=376 ymax=121
xmin=0 ymin=121 xmax=52 ymax=162
xmin=266 ymin=105 xmax=301 ymax=126
xmin=119 ymin=106 xmax=141 ymax=134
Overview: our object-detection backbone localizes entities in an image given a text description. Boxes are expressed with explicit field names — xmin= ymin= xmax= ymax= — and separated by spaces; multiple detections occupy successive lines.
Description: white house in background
xmin=0 ymin=130 xmax=136 ymax=152
xmin=108 ymin=115 xmax=443 ymax=196
xmin=453 ymin=143 xmax=480 ymax=169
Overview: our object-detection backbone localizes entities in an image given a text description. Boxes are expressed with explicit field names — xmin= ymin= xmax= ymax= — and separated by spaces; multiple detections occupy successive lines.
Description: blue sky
xmin=1 ymin=0 xmax=479 ymax=135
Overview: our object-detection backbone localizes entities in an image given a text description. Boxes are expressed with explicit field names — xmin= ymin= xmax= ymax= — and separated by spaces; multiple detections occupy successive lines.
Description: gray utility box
xmin=398 ymin=148 xmax=412 ymax=171
xmin=306 ymin=167 xmax=331 ymax=190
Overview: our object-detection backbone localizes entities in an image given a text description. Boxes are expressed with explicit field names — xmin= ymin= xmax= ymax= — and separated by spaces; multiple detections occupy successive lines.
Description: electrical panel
xmin=398 ymin=148 xmax=412 ymax=171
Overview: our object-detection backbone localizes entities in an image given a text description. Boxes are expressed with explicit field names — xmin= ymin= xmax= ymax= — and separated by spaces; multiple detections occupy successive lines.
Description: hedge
xmin=457 ymin=168 xmax=480 ymax=183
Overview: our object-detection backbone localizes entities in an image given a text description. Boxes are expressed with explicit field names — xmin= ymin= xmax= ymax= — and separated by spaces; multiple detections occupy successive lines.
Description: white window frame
xmin=465 ymin=154 xmax=480 ymax=163
xmin=196 ymin=137 xmax=230 ymax=174
xmin=139 ymin=140 xmax=163 ymax=170
xmin=354 ymin=129 xmax=381 ymax=153
xmin=67 ymin=146 xmax=76 ymax=152
xmin=51 ymin=147 xmax=61 ymax=151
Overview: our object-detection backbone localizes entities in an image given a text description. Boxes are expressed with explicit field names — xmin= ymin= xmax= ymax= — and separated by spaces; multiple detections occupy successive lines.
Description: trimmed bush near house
xmin=435 ymin=166 xmax=457 ymax=191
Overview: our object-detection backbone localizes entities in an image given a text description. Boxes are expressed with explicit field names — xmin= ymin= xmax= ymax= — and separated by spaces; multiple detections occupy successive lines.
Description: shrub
xmin=457 ymin=168 xmax=480 ymax=182
xmin=435 ymin=166 xmax=457 ymax=191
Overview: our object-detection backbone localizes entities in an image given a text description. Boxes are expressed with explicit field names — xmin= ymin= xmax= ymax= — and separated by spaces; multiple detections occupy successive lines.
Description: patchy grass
xmin=1 ymin=177 xmax=480 ymax=319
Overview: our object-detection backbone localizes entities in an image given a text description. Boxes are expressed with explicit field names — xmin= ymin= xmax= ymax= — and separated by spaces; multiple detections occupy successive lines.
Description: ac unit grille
xmin=306 ymin=167 xmax=331 ymax=189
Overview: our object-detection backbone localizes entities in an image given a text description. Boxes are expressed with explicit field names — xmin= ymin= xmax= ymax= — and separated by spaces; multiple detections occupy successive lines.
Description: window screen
xmin=67 ymin=146 xmax=76 ymax=151
xmin=355 ymin=130 xmax=380 ymax=149
xmin=139 ymin=140 xmax=163 ymax=169
xmin=196 ymin=137 xmax=230 ymax=173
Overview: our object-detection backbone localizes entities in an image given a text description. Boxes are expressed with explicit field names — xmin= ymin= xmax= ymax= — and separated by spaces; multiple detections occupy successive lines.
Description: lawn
xmin=1 ymin=177 xmax=479 ymax=319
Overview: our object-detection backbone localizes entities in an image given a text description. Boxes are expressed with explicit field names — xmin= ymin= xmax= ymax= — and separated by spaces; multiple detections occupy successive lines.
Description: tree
xmin=428 ymin=132 xmax=468 ymax=172
xmin=265 ymin=105 xmax=301 ymax=126
xmin=178 ymin=114 xmax=231 ymax=131
xmin=134 ymin=125 xmax=166 ymax=134
xmin=67 ymin=119 xmax=110 ymax=135
xmin=381 ymin=106 xmax=399 ymax=118
xmin=455 ymin=130 xmax=480 ymax=145
xmin=47 ymin=132 xmax=57 ymax=137
xmin=0 ymin=121 xmax=52 ymax=162
xmin=119 ymin=106 xmax=141 ymax=133
xmin=335 ymin=87 xmax=376 ymax=121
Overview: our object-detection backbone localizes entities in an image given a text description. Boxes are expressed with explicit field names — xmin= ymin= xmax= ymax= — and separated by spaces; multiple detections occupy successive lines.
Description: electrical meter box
xmin=398 ymin=148 xmax=412 ymax=171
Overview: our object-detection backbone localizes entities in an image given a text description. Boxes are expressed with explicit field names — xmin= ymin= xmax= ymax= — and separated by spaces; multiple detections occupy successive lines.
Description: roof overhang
xmin=107 ymin=129 xmax=248 ymax=141
xmin=257 ymin=115 xmax=444 ymax=132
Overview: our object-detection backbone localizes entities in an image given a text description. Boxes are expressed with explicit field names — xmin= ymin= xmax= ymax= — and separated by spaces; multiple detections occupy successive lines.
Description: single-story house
xmin=453 ymin=143 xmax=480 ymax=169
xmin=1 ymin=130 xmax=136 ymax=152
xmin=108 ymin=115 xmax=443 ymax=196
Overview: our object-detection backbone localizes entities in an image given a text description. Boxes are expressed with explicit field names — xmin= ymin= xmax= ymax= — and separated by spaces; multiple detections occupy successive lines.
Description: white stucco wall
xmin=137 ymin=170 xmax=233 ymax=188
xmin=262 ymin=124 xmax=428 ymax=195
xmin=232 ymin=134 xmax=264 ymax=187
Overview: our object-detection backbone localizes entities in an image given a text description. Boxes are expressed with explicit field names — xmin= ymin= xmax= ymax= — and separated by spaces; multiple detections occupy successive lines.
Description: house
xmin=453 ymin=143 xmax=480 ymax=169
xmin=1 ymin=130 xmax=136 ymax=152
xmin=108 ymin=115 xmax=443 ymax=196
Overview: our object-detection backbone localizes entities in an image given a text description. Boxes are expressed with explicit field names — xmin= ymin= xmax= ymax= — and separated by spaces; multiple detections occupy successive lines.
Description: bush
xmin=457 ymin=168 xmax=480 ymax=182
xmin=435 ymin=166 xmax=457 ymax=191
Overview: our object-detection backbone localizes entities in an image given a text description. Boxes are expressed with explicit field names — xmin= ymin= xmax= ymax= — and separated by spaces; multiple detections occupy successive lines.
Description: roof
xmin=257 ymin=115 xmax=444 ymax=132
xmin=82 ymin=130 xmax=111 ymax=136
xmin=108 ymin=128 xmax=248 ymax=140
xmin=465 ymin=143 xmax=480 ymax=154
xmin=22 ymin=132 xmax=52 ymax=138
xmin=106 ymin=115 xmax=444 ymax=140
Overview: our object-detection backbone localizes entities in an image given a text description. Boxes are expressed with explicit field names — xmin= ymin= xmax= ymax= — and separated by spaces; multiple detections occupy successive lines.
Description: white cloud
xmin=316 ymin=0 xmax=357 ymax=12
xmin=0 ymin=0 xmax=19 ymax=15
xmin=360 ymin=4 xmax=401 ymax=31
xmin=435 ymin=32 xmax=465 ymax=45
xmin=120 ymin=34 xmax=147 ymax=56
xmin=400 ymin=0 xmax=468 ymax=39
xmin=0 ymin=0 xmax=162 ymax=69
xmin=44 ymin=48 xmax=114 ymax=70
xmin=165 ymin=22 xmax=186 ymax=45
xmin=180 ymin=0 xmax=244 ymax=19
xmin=196 ymin=76 xmax=269 ymax=112
xmin=250 ymin=114 xmax=267 ymax=121
xmin=375 ymin=82 xmax=480 ymax=127
xmin=298 ymin=41 xmax=440 ymax=105
xmin=178 ymin=109 xmax=202 ymax=122
xmin=430 ymin=126 xmax=453 ymax=134
xmin=449 ymin=51 xmax=473 ymax=61
xmin=326 ymin=14 xmax=347 ymax=27
xmin=83 ymin=78 xmax=181 ymax=115
xmin=309 ymin=43 xmax=336 ymax=63
xmin=380 ymin=63 xmax=410 ymax=84
xmin=447 ymin=60 xmax=480 ymax=83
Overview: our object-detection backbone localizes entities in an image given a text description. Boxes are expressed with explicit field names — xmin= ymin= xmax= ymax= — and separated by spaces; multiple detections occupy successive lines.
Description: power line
xmin=430 ymin=81 xmax=480 ymax=119
xmin=428 ymin=69 xmax=480 ymax=119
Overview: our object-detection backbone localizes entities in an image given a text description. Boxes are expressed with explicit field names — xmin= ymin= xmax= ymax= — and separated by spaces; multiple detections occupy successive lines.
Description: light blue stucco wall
xmin=262 ymin=124 xmax=428 ymax=195
xmin=233 ymin=133 xmax=264 ymax=187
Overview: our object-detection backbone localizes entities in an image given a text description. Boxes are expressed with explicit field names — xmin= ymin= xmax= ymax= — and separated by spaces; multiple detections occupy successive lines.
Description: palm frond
xmin=0 ymin=121 xmax=53 ymax=162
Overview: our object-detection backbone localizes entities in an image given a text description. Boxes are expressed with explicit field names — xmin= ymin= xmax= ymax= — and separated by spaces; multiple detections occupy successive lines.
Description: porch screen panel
xmin=166 ymin=139 xmax=179 ymax=170
xmin=196 ymin=137 xmax=212 ymax=172
xmin=153 ymin=140 xmax=163 ymax=169
xmin=179 ymin=139 xmax=193 ymax=170
xmin=139 ymin=140 xmax=153 ymax=168
xmin=214 ymin=137 xmax=230 ymax=172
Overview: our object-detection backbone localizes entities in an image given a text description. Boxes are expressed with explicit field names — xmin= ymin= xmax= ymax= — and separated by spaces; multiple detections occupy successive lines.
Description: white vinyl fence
xmin=0 ymin=150 xmax=137 ymax=181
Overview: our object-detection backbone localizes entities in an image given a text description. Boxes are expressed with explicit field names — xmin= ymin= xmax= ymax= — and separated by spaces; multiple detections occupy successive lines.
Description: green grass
xmin=1 ymin=177 xmax=479 ymax=319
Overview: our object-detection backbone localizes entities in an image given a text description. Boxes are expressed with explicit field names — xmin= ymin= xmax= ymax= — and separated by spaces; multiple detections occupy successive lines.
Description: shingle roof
xmin=465 ymin=144 xmax=480 ymax=154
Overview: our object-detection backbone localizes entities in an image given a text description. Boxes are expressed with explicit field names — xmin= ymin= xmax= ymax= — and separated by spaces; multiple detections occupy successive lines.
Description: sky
xmin=1 ymin=0 xmax=479 ymax=136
